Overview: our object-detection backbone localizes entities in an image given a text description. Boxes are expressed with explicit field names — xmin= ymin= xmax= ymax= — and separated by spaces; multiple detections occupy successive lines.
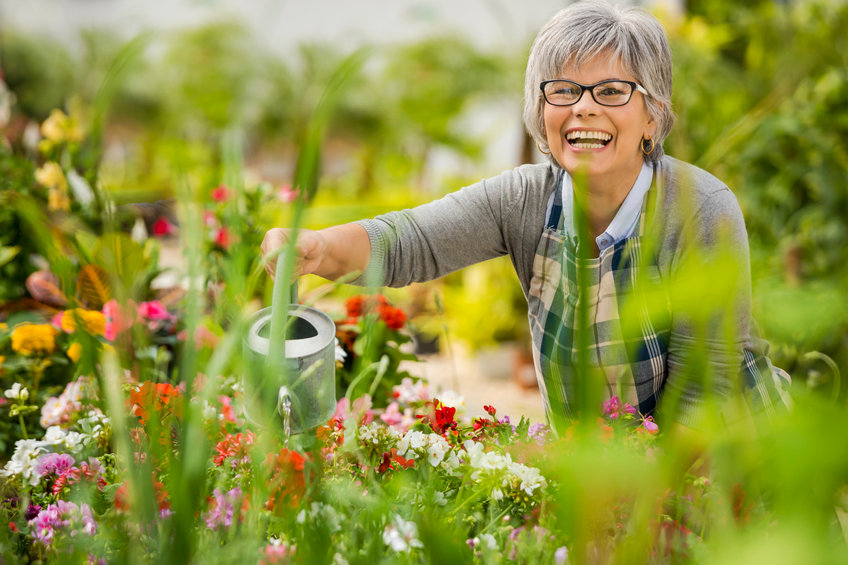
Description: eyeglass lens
xmin=543 ymin=80 xmax=635 ymax=107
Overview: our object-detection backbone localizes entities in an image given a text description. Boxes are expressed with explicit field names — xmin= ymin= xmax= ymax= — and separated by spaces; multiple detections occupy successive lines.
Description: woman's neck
xmin=573 ymin=166 xmax=643 ymax=239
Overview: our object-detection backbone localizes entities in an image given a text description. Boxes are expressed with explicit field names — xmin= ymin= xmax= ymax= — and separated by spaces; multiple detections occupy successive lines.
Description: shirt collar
xmin=562 ymin=162 xmax=654 ymax=253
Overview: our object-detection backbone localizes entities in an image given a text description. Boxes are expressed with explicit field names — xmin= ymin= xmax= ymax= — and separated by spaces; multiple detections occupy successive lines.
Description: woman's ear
xmin=645 ymin=101 xmax=663 ymax=138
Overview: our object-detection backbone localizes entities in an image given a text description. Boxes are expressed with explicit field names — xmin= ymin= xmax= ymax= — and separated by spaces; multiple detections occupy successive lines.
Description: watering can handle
xmin=268 ymin=251 xmax=298 ymax=367
xmin=273 ymin=252 xmax=299 ymax=307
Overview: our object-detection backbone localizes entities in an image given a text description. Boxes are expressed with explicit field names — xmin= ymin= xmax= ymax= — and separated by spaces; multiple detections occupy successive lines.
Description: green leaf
xmin=0 ymin=246 xmax=20 ymax=268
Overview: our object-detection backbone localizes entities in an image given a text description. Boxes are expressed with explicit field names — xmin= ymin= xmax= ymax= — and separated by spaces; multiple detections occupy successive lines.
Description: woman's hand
xmin=261 ymin=224 xmax=371 ymax=281
xmin=261 ymin=228 xmax=326 ymax=279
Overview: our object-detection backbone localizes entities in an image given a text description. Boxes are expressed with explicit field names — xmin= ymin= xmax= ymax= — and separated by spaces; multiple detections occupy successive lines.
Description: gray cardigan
xmin=356 ymin=156 xmax=754 ymax=415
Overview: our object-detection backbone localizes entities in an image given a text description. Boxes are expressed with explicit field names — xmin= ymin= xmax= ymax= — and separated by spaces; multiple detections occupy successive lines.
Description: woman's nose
xmin=572 ymin=89 xmax=600 ymax=117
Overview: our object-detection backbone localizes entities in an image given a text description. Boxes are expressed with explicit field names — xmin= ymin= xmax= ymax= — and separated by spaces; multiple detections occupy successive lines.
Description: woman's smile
xmin=543 ymin=53 xmax=655 ymax=190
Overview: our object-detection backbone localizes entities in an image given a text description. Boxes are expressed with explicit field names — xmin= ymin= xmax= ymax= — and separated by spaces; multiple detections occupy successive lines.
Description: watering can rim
xmin=245 ymin=305 xmax=336 ymax=359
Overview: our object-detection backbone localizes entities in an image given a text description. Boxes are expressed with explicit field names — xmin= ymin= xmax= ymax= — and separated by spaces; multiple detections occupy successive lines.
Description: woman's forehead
xmin=556 ymin=52 xmax=631 ymax=79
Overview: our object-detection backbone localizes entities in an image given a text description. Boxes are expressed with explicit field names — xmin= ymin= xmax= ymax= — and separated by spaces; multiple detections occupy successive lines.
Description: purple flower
xmin=35 ymin=453 xmax=76 ymax=477
xmin=527 ymin=423 xmax=550 ymax=445
xmin=24 ymin=504 xmax=42 ymax=521
xmin=28 ymin=501 xmax=97 ymax=546
xmin=555 ymin=546 xmax=569 ymax=564
xmin=205 ymin=487 xmax=242 ymax=530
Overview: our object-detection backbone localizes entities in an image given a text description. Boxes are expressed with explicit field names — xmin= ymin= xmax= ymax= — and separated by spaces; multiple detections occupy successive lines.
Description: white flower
xmin=491 ymin=488 xmax=504 ymax=501
xmin=43 ymin=426 xmax=87 ymax=452
xmin=4 ymin=383 xmax=28 ymax=401
xmin=425 ymin=433 xmax=450 ymax=467
xmin=1 ymin=439 xmax=47 ymax=485
xmin=437 ymin=389 xmax=464 ymax=410
xmin=334 ymin=339 xmax=347 ymax=363
xmin=397 ymin=430 xmax=426 ymax=458
xmin=392 ymin=377 xmax=429 ymax=405
xmin=383 ymin=515 xmax=423 ymax=552
xmin=508 ymin=461 xmax=547 ymax=496
xmin=297 ymin=502 xmax=342 ymax=533
xmin=202 ymin=401 xmax=217 ymax=420
xmin=441 ymin=451 xmax=461 ymax=474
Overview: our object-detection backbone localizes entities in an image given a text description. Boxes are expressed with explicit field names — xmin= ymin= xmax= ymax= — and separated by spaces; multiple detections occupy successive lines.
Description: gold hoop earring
xmin=641 ymin=137 xmax=656 ymax=156
xmin=537 ymin=140 xmax=551 ymax=155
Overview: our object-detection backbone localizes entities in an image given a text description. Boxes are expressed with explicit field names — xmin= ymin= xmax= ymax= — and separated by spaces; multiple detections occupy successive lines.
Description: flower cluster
xmin=334 ymin=294 xmax=416 ymax=406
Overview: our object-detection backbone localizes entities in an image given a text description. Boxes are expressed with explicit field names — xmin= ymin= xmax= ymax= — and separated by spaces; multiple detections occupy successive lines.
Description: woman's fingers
xmin=261 ymin=228 xmax=289 ymax=278
xmin=261 ymin=228 xmax=325 ymax=279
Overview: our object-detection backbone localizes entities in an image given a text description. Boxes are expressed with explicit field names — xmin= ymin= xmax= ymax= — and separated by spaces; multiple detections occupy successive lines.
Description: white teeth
xmin=572 ymin=142 xmax=605 ymax=149
xmin=566 ymin=130 xmax=612 ymax=142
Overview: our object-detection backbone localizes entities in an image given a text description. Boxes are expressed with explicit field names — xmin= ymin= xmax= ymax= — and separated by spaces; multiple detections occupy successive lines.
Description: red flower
xmin=391 ymin=448 xmax=414 ymax=469
xmin=214 ymin=431 xmax=255 ymax=466
xmin=378 ymin=452 xmax=393 ymax=474
xmin=210 ymin=184 xmax=231 ymax=202
xmin=345 ymin=295 xmax=366 ymax=318
xmin=483 ymin=405 xmax=497 ymax=417
xmin=434 ymin=403 xmax=457 ymax=435
xmin=214 ymin=227 xmax=232 ymax=249
xmin=152 ymin=216 xmax=176 ymax=237
xmin=378 ymin=304 xmax=406 ymax=330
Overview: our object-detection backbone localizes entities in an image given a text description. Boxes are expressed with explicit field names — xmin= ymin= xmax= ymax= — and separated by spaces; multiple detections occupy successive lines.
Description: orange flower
xmin=264 ymin=449 xmax=306 ymax=511
xmin=11 ymin=323 xmax=57 ymax=355
xmin=128 ymin=382 xmax=182 ymax=424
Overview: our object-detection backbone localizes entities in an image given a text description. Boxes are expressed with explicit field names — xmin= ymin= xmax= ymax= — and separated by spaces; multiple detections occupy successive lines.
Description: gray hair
xmin=523 ymin=0 xmax=674 ymax=164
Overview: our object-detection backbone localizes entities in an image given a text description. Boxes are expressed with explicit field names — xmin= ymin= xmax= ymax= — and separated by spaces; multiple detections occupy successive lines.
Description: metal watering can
xmin=243 ymin=257 xmax=336 ymax=436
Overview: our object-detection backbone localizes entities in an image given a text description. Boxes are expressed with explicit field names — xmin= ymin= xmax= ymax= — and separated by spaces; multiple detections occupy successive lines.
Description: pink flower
xmin=277 ymin=184 xmax=299 ymax=203
xmin=623 ymin=403 xmax=637 ymax=415
xmin=333 ymin=398 xmax=350 ymax=422
xmin=214 ymin=227 xmax=232 ymax=249
xmin=152 ymin=217 xmax=176 ymax=237
xmin=642 ymin=415 xmax=659 ymax=434
xmin=102 ymin=299 xmax=137 ymax=341
xmin=210 ymin=184 xmax=231 ymax=202
xmin=137 ymin=301 xmax=172 ymax=322
xmin=603 ymin=396 xmax=621 ymax=419
xmin=35 ymin=453 xmax=76 ymax=477
xmin=380 ymin=402 xmax=415 ymax=433
xmin=203 ymin=210 xmax=219 ymax=228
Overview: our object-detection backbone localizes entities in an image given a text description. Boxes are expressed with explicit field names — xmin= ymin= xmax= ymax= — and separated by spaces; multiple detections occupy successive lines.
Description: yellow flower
xmin=67 ymin=342 xmax=82 ymax=363
xmin=60 ymin=309 xmax=106 ymax=336
xmin=11 ymin=323 xmax=57 ymax=356
xmin=48 ymin=187 xmax=71 ymax=212
xmin=35 ymin=162 xmax=68 ymax=191
xmin=0 ymin=355 xmax=5 ymax=365
xmin=41 ymin=109 xmax=70 ymax=144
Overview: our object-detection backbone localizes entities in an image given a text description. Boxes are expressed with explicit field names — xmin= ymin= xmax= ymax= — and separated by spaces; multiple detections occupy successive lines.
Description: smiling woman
xmin=262 ymin=0 xmax=790 ymax=434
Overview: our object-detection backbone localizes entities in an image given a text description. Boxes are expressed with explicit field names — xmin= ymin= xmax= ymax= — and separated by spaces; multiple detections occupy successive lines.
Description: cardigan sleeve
xmin=352 ymin=165 xmax=553 ymax=289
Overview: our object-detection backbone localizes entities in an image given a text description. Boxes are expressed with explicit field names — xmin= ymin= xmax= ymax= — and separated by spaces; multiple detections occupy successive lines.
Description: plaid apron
xmin=526 ymin=166 xmax=791 ymax=430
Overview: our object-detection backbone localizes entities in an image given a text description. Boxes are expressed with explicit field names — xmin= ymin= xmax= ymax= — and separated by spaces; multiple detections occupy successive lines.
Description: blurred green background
xmin=1 ymin=0 xmax=845 ymax=390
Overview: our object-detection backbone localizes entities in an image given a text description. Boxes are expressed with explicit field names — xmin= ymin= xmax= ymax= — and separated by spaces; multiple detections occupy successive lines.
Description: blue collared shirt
xmin=557 ymin=162 xmax=654 ymax=253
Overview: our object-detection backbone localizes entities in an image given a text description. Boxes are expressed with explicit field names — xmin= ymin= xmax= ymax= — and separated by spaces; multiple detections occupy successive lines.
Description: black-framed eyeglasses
xmin=540 ymin=79 xmax=648 ymax=107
